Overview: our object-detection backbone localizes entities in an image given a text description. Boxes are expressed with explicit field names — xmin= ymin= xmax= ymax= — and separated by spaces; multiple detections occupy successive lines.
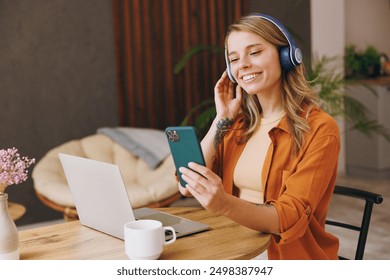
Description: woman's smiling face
xmin=226 ymin=31 xmax=282 ymax=97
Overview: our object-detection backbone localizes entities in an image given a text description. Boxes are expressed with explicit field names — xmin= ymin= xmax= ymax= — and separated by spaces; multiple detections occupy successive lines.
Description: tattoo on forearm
xmin=213 ymin=117 xmax=234 ymax=149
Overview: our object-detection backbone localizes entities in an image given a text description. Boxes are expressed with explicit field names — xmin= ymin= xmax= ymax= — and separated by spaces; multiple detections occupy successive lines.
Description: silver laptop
xmin=58 ymin=153 xmax=209 ymax=240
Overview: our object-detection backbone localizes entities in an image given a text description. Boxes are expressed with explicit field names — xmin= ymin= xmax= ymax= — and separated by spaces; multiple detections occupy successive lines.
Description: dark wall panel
xmin=113 ymin=0 xmax=248 ymax=129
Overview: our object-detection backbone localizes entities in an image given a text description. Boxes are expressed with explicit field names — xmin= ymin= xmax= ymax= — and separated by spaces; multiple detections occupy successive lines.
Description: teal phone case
xmin=165 ymin=126 xmax=205 ymax=187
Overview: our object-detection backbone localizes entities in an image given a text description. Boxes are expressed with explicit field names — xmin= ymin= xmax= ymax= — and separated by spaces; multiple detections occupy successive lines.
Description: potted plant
xmin=361 ymin=45 xmax=381 ymax=78
xmin=344 ymin=45 xmax=362 ymax=79
xmin=308 ymin=56 xmax=389 ymax=141
xmin=344 ymin=45 xmax=382 ymax=79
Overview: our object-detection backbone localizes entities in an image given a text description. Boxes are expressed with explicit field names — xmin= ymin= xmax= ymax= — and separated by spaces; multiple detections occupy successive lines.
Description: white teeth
xmin=242 ymin=73 xmax=258 ymax=81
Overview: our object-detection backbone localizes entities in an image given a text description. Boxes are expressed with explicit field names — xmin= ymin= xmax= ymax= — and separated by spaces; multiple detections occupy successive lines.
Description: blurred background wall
xmin=0 ymin=0 xmax=119 ymax=223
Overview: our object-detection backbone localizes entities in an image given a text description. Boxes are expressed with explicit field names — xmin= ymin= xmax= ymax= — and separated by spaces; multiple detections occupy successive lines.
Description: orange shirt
xmin=212 ymin=107 xmax=340 ymax=259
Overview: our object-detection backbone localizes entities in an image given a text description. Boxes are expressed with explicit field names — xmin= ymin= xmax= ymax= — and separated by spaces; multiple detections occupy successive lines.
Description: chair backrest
xmin=326 ymin=185 xmax=383 ymax=260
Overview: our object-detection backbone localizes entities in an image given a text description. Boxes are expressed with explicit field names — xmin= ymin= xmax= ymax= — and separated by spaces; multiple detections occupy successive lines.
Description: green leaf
xmin=174 ymin=45 xmax=223 ymax=74
xmin=195 ymin=107 xmax=216 ymax=132
xmin=180 ymin=99 xmax=215 ymax=127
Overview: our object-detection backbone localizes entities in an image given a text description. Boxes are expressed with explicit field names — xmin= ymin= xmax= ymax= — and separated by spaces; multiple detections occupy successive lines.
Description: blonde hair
xmin=225 ymin=15 xmax=323 ymax=153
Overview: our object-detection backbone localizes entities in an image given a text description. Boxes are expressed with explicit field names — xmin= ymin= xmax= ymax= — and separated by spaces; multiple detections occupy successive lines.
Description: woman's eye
xmin=229 ymin=58 xmax=238 ymax=63
xmin=250 ymin=51 xmax=261 ymax=56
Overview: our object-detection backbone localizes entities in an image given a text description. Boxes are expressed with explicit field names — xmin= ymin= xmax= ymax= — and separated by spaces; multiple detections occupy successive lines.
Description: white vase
xmin=0 ymin=193 xmax=19 ymax=260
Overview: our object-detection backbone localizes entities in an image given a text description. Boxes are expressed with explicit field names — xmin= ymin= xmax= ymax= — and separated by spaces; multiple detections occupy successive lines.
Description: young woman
xmin=177 ymin=14 xmax=340 ymax=259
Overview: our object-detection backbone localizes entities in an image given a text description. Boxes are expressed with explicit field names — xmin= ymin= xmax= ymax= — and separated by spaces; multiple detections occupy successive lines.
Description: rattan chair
xmin=326 ymin=185 xmax=383 ymax=260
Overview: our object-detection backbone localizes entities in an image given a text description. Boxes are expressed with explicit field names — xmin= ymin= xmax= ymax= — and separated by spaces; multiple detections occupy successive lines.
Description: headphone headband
xmin=249 ymin=13 xmax=302 ymax=67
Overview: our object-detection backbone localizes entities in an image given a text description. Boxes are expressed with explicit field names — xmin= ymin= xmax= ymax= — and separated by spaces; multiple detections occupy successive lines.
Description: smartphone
xmin=165 ymin=126 xmax=205 ymax=187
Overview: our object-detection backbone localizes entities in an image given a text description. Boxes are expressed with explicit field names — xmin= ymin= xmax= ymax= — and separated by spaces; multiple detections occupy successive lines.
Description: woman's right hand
xmin=200 ymin=72 xmax=243 ymax=168
xmin=214 ymin=71 xmax=243 ymax=120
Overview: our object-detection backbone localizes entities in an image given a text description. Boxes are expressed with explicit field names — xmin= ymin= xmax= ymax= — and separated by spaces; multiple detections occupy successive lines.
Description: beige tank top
xmin=233 ymin=110 xmax=286 ymax=204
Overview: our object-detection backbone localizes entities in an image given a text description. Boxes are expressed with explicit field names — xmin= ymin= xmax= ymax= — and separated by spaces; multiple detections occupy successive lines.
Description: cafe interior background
xmin=1 ymin=0 xmax=389 ymax=259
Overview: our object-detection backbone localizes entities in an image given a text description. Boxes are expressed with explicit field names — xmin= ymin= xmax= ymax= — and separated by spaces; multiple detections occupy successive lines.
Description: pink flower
xmin=0 ymin=147 xmax=35 ymax=194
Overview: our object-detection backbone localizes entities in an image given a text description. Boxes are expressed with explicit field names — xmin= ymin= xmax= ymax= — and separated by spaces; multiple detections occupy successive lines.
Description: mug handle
xmin=163 ymin=226 xmax=177 ymax=245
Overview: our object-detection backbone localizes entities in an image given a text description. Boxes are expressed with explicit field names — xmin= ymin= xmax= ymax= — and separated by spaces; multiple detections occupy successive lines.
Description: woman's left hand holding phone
xmin=179 ymin=162 xmax=230 ymax=215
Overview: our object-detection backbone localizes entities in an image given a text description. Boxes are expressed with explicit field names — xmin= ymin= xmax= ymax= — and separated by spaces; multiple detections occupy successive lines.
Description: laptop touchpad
xmin=140 ymin=213 xmax=182 ymax=226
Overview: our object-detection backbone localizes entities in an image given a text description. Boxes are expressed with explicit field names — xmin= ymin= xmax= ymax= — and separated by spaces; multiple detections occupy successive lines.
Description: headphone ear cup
xmin=279 ymin=46 xmax=293 ymax=72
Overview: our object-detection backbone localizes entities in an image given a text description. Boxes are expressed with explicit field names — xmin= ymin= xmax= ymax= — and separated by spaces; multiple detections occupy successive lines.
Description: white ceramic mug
xmin=124 ymin=219 xmax=176 ymax=260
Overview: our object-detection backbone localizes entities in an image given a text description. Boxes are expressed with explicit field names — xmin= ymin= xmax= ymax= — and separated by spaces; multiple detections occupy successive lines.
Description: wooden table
xmin=19 ymin=207 xmax=271 ymax=260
